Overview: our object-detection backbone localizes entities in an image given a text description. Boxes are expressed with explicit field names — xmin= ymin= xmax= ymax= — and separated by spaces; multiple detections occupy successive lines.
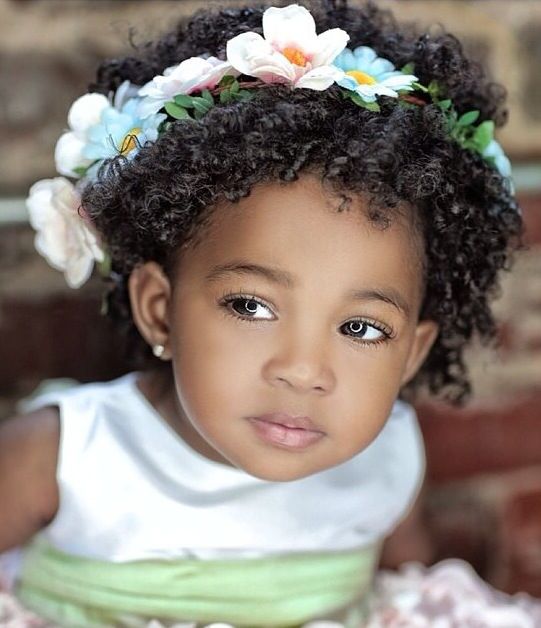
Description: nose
xmin=262 ymin=325 xmax=336 ymax=394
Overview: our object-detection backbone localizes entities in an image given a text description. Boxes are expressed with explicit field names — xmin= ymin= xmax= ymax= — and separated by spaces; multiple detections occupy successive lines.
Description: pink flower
xmin=26 ymin=178 xmax=104 ymax=288
xmin=138 ymin=56 xmax=237 ymax=118
xmin=226 ymin=3 xmax=349 ymax=90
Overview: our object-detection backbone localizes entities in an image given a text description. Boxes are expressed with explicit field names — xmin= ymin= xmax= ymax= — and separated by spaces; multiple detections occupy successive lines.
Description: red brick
xmin=416 ymin=392 xmax=541 ymax=482
xmin=520 ymin=193 xmax=541 ymax=246
xmin=0 ymin=295 xmax=129 ymax=404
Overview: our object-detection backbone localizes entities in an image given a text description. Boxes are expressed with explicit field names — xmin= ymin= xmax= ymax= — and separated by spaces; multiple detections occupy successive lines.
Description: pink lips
xmin=248 ymin=413 xmax=326 ymax=450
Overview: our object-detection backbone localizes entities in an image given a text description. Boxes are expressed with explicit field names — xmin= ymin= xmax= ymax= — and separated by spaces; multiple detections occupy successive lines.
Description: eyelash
xmin=217 ymin=289 xmax=395 ymax=348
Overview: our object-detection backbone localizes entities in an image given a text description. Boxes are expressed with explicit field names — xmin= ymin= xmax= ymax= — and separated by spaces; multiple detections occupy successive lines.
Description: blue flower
xmin=83 ymin=97 xmax=166 ymax=176
xmin=482 ymin=139 xmax=512 ymax=178
xmin=333 ymin=46 xmax=417 ymax=102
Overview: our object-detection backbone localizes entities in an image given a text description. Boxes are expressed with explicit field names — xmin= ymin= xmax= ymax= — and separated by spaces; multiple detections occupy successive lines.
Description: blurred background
xmin=1 ymin=0 xmax=540 ymax=598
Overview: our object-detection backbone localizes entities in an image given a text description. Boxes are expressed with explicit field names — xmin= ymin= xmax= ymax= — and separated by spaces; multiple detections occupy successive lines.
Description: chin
xmin=237 ymin=459 xmax=324 ymax=483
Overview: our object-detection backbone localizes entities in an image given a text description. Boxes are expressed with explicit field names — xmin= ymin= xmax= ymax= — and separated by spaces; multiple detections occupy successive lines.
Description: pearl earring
xmin=152 ymin=344 xmax=165 ymax=358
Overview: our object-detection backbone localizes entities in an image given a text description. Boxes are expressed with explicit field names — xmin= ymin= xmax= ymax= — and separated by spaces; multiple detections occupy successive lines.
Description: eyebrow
xmin=205 ymin=260 xmax=411 ymax=319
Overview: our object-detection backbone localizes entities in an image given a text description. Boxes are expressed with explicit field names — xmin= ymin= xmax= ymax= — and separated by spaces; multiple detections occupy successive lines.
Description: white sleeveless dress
xmin=22 ymin=371 xmax=426 ymax=562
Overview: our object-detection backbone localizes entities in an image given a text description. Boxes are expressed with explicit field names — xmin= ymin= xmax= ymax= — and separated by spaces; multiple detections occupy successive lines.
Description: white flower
xmin=333 ymin=46 xmax=417 ymax=102
xmin=138 ymin=56 xmax=237 ymax=118
xmin=226 ymin=3 xmax=349 ymax=90
xmin=26 ymin=177 xmax=104 ymax=288
xmin=54 ymin=92 xmax=110 ymax=177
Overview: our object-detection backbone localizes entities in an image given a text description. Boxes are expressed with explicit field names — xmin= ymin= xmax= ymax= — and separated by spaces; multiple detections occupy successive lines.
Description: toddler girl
xmin=0 ymin=0 xmax=523 ymax=626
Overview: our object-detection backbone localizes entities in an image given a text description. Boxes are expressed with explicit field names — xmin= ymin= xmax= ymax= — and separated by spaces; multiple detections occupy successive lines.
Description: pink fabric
xmin=2 ymin=554 xmax=541 ymax=627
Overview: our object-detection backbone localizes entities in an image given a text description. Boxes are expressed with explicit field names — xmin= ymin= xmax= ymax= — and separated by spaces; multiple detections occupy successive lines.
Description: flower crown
xmin=27 ymin=2 xmax=513 ymax=289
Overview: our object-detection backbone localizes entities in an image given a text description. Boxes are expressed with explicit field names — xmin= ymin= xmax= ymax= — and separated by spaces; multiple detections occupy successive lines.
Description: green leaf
xmin=437 ymin=99 xmax=452 ymax=111
xmin=457 ymin=110 xmax=480 ymax=127
xmin=218 ymin=74 xmax=236 ymax=88
xmin=193 ymin=108 xmax=206 ymax=120
xmin=220 ymin=89 xmax=232 ymax=104
xmin=164 ymin=101 xmax=191 ymax=119
xmin=173 ymin=94 xmax=195 ymax=108
xmin=190 ymin=97 xmax=212 ymax=114
xmin=231 ymin=89 xmax=254 ymax=102
xmin=230 ymin=80 xmax=240 ymax=94
xmin=201 ymin=89 xmax=214 ymax=105
xmin=401 ymin=62 xmax=415 ymax=75
xmin=351 ymin=93 xmax=380 ymax=112
xmin=462 ymin=139 xmax=478 ymax=152
xmin=237 ymin=89 xmax=254 ymax=98
xmin=427 ymin=80 xmax=441 ymax=100
xmin=412 ymin=82 xmax=429 ymax=93
xmin=73 ymin=166 xmax=89 ymax=178
xmin=97 ymin=252 xmax=111 ymax=278
xmin=473 ymin=120 xmax=494 ymax=151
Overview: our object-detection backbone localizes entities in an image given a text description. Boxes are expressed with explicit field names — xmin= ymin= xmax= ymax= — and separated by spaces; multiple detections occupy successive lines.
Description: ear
xmin=400 ymin=320 xmax=439 ymax=386
xmin=128 ymin=261 xmax=172 ymax=359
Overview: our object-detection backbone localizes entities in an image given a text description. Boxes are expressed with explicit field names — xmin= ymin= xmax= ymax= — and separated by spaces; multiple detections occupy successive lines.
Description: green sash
xmin=16 ymin=540 xmax=380 ymax=627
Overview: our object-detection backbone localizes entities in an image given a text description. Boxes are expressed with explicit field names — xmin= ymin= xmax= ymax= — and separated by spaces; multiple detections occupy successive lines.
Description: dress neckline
xmin=124 ymin=371 xmax=261 ymax=481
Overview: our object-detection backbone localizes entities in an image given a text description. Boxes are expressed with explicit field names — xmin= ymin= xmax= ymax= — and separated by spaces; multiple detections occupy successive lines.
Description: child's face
xmin=131 ymin=173 xmax=438 ymax=481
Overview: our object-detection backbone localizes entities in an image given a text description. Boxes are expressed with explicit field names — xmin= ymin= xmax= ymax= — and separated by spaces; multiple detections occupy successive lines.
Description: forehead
xmin=178 ymin=174 xmax=423 ymax=308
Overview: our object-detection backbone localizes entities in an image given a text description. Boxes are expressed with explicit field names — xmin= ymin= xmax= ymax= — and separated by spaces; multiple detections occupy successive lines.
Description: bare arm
xmin=0 ymin=407 xmax=60 ymax=552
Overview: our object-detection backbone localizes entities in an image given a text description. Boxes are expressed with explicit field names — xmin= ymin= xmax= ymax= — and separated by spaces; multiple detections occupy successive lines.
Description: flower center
xmin=119 ymin=128 xmax=141 ymax=155
xmin=346 ymin=70 xmax=377 ymax=85
xmin=282 ymin=47 xmax=308 ymax=67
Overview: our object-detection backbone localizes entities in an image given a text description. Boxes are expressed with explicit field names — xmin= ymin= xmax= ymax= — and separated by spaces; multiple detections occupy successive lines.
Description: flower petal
xmin=335 ymin=73 xmax=358 ymax=91
xmin=137 ymin=97 xmax=166 ymax=119
xmin=262 ymin=4 xmax=317 ymax=53
xmin=311 ymin=28 xmax=350 ymax=67
xmin=227 ymin=32 xmax=295 ymax=82
xmin=333 ymin=48 xmax=356 ymax=72
xmin=357 ymin=83 xmax=398 ymax=99
xmin=26 ymin=177 xmax=103 ymax=287
xmin=113 ymin=80 xmax=140 ymax=110
xmin=379 ymin=74 xmax=417 ymax=90
xmin=352 ymin=46 xmax=377 ymax=65
xmin=67 ymin=93 xmax=110 ymax=135
xmin=138 ymin=57 xmax=235 ymax=118
xmin=295 ymin=65 xmax=344 ymax=90
xmin=366 ymin=57 xmax=395 ymax=76
xmin=54 ymin=132 xmax=92 ymax=177
xmin=27 ymin=182 xmax=65 ymax=269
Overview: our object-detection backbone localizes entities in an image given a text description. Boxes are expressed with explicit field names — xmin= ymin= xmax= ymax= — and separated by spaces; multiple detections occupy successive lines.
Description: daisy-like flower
xmin=333 ymin=46 xmax=417 ymax=102
xmin=137 ymin=56 xmax=237 ymax=119
xmin=226 ymin=3 xmax=349 ymax=90
xmin=54 ymin=81 xmax=156 ymax=179
xmin=26 ymin=177 xmax=105 ymax=288
xmin=83 ymin=97 xmax=166 ymax=176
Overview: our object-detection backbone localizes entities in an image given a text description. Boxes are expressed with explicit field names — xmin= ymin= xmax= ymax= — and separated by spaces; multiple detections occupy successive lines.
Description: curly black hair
xmin=81 ymin=0 xmax=523 ymax=403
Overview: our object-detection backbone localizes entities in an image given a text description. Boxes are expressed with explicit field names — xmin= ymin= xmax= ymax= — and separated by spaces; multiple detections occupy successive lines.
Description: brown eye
xmin=341 ymin=319 xmax=389 ymax=343
xmin=223 ymin=296 xmax=274 ymax=321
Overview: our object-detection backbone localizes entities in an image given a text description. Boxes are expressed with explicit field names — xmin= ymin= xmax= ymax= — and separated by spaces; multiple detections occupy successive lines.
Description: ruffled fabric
xmin=3 ymin=553 xmax=541 ymax=627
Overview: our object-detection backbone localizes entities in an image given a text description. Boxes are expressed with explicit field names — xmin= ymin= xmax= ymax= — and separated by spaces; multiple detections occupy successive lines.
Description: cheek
xmin=170 ymin=304 xmax=262 ymax=418
xmin=331 ymin=347 xmax=411 ymax=448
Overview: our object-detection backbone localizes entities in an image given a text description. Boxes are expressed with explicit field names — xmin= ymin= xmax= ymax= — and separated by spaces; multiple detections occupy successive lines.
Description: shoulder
xmin=0 ymin=406 xmax=60 ymax=542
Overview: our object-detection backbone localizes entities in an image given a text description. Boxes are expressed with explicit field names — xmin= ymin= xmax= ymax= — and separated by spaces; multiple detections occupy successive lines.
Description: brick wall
xmin=1 ymin=0 xmax=541 ymax=596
